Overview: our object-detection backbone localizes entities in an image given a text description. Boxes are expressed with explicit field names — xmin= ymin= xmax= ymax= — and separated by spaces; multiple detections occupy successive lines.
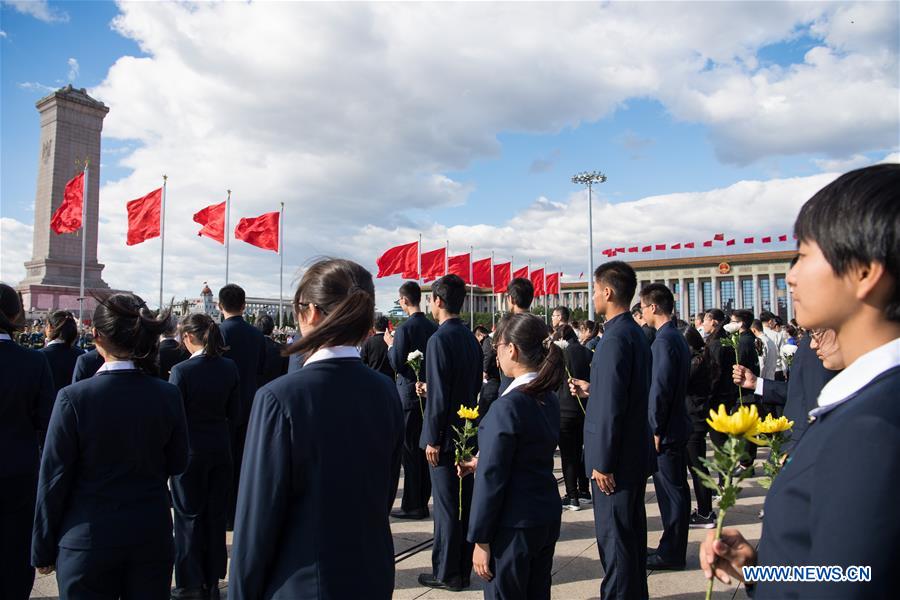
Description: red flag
xmin=126 ymin=188 xmax=162 ymax=246
xmin=513 ymin=266 xmax=529 ymax=279
xmin=714 ymin=233 xmax=725 ymax=241
xmin=762 ymin=236 xmax=772 ymax=244
xmin=448 ymin=253 xmax=471 ymax=283
xmin=235 ymin=211 xmax=280 ymax=253
xmin=376 ymin=241 xmax=418 ymax=278
xmin=545 ymin=272 xmax=560 ymax=295
xmin=671 ymin=243 xmax=681 ymax=250
xmin=726 ymin=239 xmax=736 ymax=246
xmin=602 ymin=249 xmax=613 ymax=257
xmin=50 ymin=172 xmax=85 ymax=234
xmin=744 ymin=237 xmax=754 ymax=244
xmin=579 ymin=272 xmax=584 ymax=279
xmin=655 ymin=244 xmax=666 ymax=251
xmin=493 ymin=263 xmax=511 ymax=293
xmin=530 ymin=268 xmax=545 ymax=297
xmin=420 ymin=247 xmax=446 ymax=280
xmin=628 ymin=246 xmax=639 ymax=253
xmin=472 ymin=258 xmax=492 ymax=288
xmin=778 ymin=234 xmax=788 ymax=242
xmin=703 ymin=240 xmax=713 ymax=247
xmin=616 ymin=247 xmax=625 ymax=253
xmin=685 ymin=242 xmax=695 ymax=249
xmin=193 ymin=202 xmax=226 ymax=244
xmin=642 ymin=245 xmax=652 ymax=252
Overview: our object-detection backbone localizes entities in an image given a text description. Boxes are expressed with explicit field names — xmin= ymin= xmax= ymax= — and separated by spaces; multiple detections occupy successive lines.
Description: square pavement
xmin=31 ymin=451 xmax=765 ymax=599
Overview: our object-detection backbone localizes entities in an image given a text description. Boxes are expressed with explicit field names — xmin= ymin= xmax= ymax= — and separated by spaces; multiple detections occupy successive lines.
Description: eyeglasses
xmin=296 ymin=302 xmax=329 ymax=315
xmin=493 ymin=341 xmax=510 ymax=351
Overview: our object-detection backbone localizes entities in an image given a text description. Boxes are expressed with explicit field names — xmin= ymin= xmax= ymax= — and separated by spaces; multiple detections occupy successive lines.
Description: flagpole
xmin=469 ymin=245 xmax=474 ymax=330
xmin=508 ymin=255 xmax=514 ymax=316
xmin=225 ymin=189 xmax=232 ymax=285
xmin=279 ymin=202 xmax=284 ymax=329
xmin=78 ymin=160 xmax=89 ymax=329
xmin=418 ymin=233 xmax=422 ymax=282
xmin=544 ymin=261 xmax=548 ymax=325
xmin=159 ymin=175 xmax=167 ymax=310
xmin=491 ymin=251 xmax=495 ymax=329
xmin=445 ymin=240 xmax=449 ymax=274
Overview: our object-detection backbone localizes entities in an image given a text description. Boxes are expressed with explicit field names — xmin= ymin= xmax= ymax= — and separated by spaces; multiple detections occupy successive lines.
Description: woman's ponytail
xmin=93 ymin=293 xmax=170 ymax=375
xmin=180 ymin=313 xmax=227 ymax=358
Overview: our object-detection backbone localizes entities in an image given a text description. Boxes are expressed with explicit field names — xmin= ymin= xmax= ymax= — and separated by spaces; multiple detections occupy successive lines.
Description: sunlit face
xmin=593 ymin=281 xmax=609 ymax=315
xmin=787 ymin=240 xmax=856 ymax=330
xmin=551 ymin=311 xmax=562 ymax=327
xmin=809 ymin=328 xmax=846 ymax=371
xmin=702 ymin=313 xmax=718 ymax=334
xmin=495 ymin=339 xmax=515 ymax=376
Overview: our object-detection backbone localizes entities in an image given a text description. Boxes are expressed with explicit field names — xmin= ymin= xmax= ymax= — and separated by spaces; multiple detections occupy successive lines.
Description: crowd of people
xmin=1 ymin=164 xmax=897 ymax=600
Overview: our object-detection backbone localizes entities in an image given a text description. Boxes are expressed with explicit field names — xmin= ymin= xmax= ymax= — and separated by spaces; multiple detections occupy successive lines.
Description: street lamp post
xmin=571 ymin=170 xmax=607 ymax=321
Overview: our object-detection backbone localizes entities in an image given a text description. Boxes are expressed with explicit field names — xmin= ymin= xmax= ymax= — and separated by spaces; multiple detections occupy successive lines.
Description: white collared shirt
xmin=190 ymin=348 xmax=205 ymax=359
xmin=96 ymin=360 xmax=136 ymax=374
xmin=811 ymin=337 xmax=900 ymax=418
xmin=304 ymin=345 xmax=360 ymax=367
xmin=47 ymin=338 xmax=66 ymax=346
xmin=0 ymin=333 xmax=11 ymax=341
xmin=501 ymin=371 xmax=538 ymax=396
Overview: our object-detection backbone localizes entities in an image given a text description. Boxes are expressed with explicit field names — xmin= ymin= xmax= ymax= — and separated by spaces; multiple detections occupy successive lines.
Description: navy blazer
xmin=260 ymin=336 xmax=289 ymax=386
xmin=774 ymin=337 xmax=837 ymax=450
xmin=388 ymin=313 xmax=438 ymax=410
xmin=229 ymin=356 xmax=404 ymax=600
xmin=0 ymin=340 xmax=54 ymax=478
xmin=468 ymin=388 xmax=561 ymax=543
xmin=648 ymin=320 xmax=692 ymax=447
xmin=158 ymin=337 xmax=189 ymax=380
xmin=583 ymin=312 xmax=653 ymax=483
xmin=558 ymin=340 xmax=592 ymax=420
xmin=32 ymin=369 xmax=189 ymax=566
xmin=40 ymin=343 xmax=85 ymax=396
xmin=71 ymin=348 xmax=104 ymax=383
xmin=361 ymin=333 xmax=395 ymax=380
xmin=755 ymin=366 xmax=900 ymax=598
xmin=169 ymin=355 xmax=241 ymax=458
xmin=220 ymin=316 xmax=267 ymax=425
xmin=420 ymin=318 xmax=483 ymax=451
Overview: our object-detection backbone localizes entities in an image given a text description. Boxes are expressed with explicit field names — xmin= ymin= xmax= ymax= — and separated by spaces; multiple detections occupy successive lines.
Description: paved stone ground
xmin=31 ymin=452 xmax=765 ymax=599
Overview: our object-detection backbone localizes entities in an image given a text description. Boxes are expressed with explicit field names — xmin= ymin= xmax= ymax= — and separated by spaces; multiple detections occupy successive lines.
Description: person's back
xmin=40 ymin=344 xmax=84 ymax=396
xmin=220 ymin=316 xmax=266 ymax=421
xmin=1 ymin=342 xmax=54 ymax=479
xmin=158 ymin=337 xmax=190 ymax=381
xmin=169 ymin=355 xmax=240 ymax=457
xmin=361 ymin=331 xmax=394 ymax=380
xmin=260 ymin=335 xmax=289 ymax=386
xmin=72 ymin=348 xmax=104 ymax=383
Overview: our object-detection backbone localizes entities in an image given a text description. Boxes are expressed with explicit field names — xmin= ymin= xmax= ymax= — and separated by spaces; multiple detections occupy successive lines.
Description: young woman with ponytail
xmin=0 ymin=283 xmax=54 ymax=599
xmin=229 ymin=259 xmax=404 ymax=600
xmin=40 ymin=310 xmax=85 ymax=396
xmin=168 ymin=313 xmax=240 ymax=600
xmin=31 ymin=292 xmax=189 ymax=597
xmin=462 ymin=312 xmax=563 ymax=599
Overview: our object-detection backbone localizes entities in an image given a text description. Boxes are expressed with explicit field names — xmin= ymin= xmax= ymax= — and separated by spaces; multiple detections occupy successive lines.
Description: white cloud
xmin=67 ymin=57 xmax=79 ymax=82
xmin=0 ymin=218 xmax=33 ymax=284
xmin=18 ymin=81 xmax=55 ymax=93
xmin=812 ymin=153 xmax=872 ymax=172
xmin=0 ymin=30 xmax=8 ymax=38
xmin=4 ymin=0 xmax=69 ymax=23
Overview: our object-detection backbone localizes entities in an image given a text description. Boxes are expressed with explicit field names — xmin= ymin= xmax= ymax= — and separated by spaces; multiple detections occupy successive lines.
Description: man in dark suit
xmin=417 ymin=274 xmax=483 ymax=592
xmin=158 ymin=317 xmax=189 ymax=381
xmin=256 ymin=314 xmax=288 ymax=386
xmin=386 ymin=281 xmax=438 ymax=520
xmin=72 ymin=348 xmax=104 ymax=383
xmin=497 ymin=277 xmax=533 ymax=397
xmin=217 ymin=284 xmax=266 ymax=529
xmin=361 ymin=316 xmax=395 ymax=380
xmin=640 ymin=283 xmax=692 ymax=570
xmin=571 ymin=261 xmax=652 ymax=599
xmin=473 ymin=325 xmax=500 ymax=418
xmin=731 ymin=309 xmax=762 ymax=470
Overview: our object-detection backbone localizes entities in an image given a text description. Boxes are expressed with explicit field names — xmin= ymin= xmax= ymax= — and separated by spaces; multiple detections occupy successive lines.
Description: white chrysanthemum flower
xmin=781 ymin=344 xmax=799 ymax=357
xmin=723 ymin=322 xmax=741 ymax=334
xmin=553 ymin=340 xmax=569 ymax=350
xmin=407 ymin=350 xmax=424 ymax=362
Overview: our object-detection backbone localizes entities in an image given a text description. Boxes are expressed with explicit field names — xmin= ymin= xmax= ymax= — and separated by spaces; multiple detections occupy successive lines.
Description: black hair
xmin=46 ymin=310 xmax=78 ymax=346
xmin=684 ymin=325 xmax=705 ymax=354
xmin=473 ymin=324 xmax=490 ymax=337
xmin=732 ymin=309 xmax=754 ymax=330
xmin=399 ymin=281 xmax=422 ymax=306
xmin=218 ymin=284 xmax=246 ymax=313
xmin=374 ymin=316 xmax=390 ymax=332
xmin=495 ymin=313 xmax=564 ymax=398
xmin=580 ymin=319 xmax=600 ymax=338
xmin=794 ymin=163 xmax=900 ymax=321
xmin=180 ymin=313 xmax=228 ymax=358
xmin=432 ymin=274 xmax=466 ymax=314
xmin=507 ymin=277 xmax=534 ymax=310
xmin=594 ymin=261 xmax=637 ymax=305
xmin=751 ymin=319 xmax=764 ymax=332
xmin=631 ymin=303 xmax=642 ymax=317
xmin=0 ymin=283 xmax=24 ymax=335
xmin=640 ymin=283 xmax=675 ymax=315
xmin=92 ymin=293 xmax=170 ymax=375
xmin=287 ymin=258 xmax=375 ymax=356
xmin=256 ymin=314 xmax=275 ymax=336
xmin=552 ymin=323 xmax=578 ymax=343
xmin=553 ymin=306 xmax=570 ymax=322
xmin=704 ymin=308 xmax=727 ymax=340
xmin=759 ymin=310 xmax=777 ymax=323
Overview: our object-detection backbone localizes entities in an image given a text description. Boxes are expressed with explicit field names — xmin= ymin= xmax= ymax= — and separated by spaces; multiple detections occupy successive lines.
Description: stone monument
xmin=17 ymin=85 xmax=111 ymax=315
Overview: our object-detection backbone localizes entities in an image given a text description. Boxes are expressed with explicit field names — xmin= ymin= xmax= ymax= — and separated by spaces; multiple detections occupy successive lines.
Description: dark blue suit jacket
xmin=40 ymin=343 xmax=85 ymax=396
xmin=420 ymin=318 xmax=483 ymax=451
xmin=31 ymin=369 xmax=189 ymax=566
xmin=260 ymin=336 xmax=289 ymax=386
xmin=158 ymin=337 xmax=189 ymax=381
xmin=755 ymin=365 xmax=900 ymax=598
xmin=583 ymin=312 xmax=653 ymax=483
xmin=468 ymin=388 xmax=561 ymax=543
xmin=169 ymin=355 xmax=241 ymax=459
xmin=648 ymin=320 xmax=692 ymax=447
xmin=388 ymin=312 xmax=438 ymax=410
xmin=0 ymin=340 xmax=54 ymax=478
xmin=71 ymin=348 xmax=104 ymax=383
xmin=229 ymin=356 xmax=403 ymax=600
xmin=220 ymin=316 xmax=267 ymax=425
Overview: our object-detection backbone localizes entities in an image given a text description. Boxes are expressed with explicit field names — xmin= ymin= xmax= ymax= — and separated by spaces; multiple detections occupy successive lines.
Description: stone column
xmin=769 ymin=272 xmax=777 ymax=312
xmin=694 ymin=276 xmax=701 ymax=313
xmin=713 ymin=277 xmax=721 ymax=309
xmin=752 ymin=273 xmax=761 ymax=315
xmin=679 ymin=277 xmax=688 ymax=320
xmin=733 ymin=274 xmax=741 ymax=309
xmin=787 ymin=276 xmax=795 ymax=322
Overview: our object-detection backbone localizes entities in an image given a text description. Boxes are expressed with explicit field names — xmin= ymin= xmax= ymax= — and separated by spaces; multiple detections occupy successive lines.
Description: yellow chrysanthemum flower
xmin=457 ymin=405 xmax=479 ymax=421
xmin=707 ymin=403 xmax=763 ymax=443
xmin=757 ymin=414 xmax=794 ymax=434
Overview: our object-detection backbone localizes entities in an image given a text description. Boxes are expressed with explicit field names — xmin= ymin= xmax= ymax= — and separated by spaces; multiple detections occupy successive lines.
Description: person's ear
xmin=850 ymin=260 xmax=890 ymax=306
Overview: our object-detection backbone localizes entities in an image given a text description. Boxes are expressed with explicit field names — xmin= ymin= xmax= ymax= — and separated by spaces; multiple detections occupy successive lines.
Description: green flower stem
xmin=706 ymin=509 xmax=729 ymax=600
xmin=565 ymin=365 xmax=585 ymax=415
xmin=414 ymin=368 xmax=424 ymax=418
xmin=706 ymin=436 xmax=740 ymax=600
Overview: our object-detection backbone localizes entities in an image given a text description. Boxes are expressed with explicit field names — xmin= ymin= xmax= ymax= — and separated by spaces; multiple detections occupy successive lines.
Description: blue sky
xmin=1 ymin=1 xmax=897 ymax=308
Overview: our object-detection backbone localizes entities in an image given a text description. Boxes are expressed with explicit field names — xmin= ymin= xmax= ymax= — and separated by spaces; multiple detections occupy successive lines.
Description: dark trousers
xmin=228 ymin=421 xmax=247 ymax=529
xmin=478 ymin=379 xmax=500 ymax=420
xmin=171 ymin=453 xmax=232 ymax=591
xmin=400 ymin=408 xmax=431 ymax=512
xmin=429 ymin=452 xmax=474 ymax=582
xmin=685 ymin=429 xmax=713 ymax=516
xmin=485 ymin=521 xmax=561 ymax=600
xmin=56 ymin=539 xmax=174 ymax=600
xmin=592 ymin=478 xmax=649 ymax=600
xmin=652 ymin=446 xmax=690 ymax=564
xmin=558 ymin=418 xmax=589 ymax=499
xmin=1 ymin=473 xmax=37 ymax=600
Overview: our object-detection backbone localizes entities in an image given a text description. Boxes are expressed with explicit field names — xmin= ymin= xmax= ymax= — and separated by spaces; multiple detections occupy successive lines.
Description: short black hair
xmin=732 ymin=309 xmax=754 ymax=330
xmin=705 ymin=308 xmax=726 ymax=323
xmin=374 ymin=316 xmax=390 ymax=332
xmin=553 ymin=306 xmax=570 ymax=322
xmin=794 ymin=163 xmax=900 ymax=321
xmin=473 ymin=325 xmax=489 ymax=336
xmin=751 ymin=319 xmax=764 ymax=332
xmin=640 ymin=283 xmax=675 ymax=315
xmin=399 ymin=281 xmax=422 ymax=306
xmin=218 ymin=284 xmax=246 ymax=313
xmin=594 ymin=261 xmax=637 ymax=305
xmin=631 ymin=303 xmax=642 ymax=317
xmin=759 ymin=310 xmax=776 ymax=323
xmin=432 ymin=274 xmax=467 ymax=314
xmin=507 ymin=277 xmax=534 ymax=310
xmin=256 ymin=314 xmax=275 ymax=336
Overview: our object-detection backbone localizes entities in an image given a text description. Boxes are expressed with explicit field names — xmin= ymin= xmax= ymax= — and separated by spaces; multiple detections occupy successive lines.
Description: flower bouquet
xmin=406 ymin=350 xmax=425 ymax=416
xmin=756 ymin=414 xmax=794 ymax=489
xmin=781 ymin=343 xmax=798 ymax=371
xmin=453 ymin=404 xmax=479 ymax=520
